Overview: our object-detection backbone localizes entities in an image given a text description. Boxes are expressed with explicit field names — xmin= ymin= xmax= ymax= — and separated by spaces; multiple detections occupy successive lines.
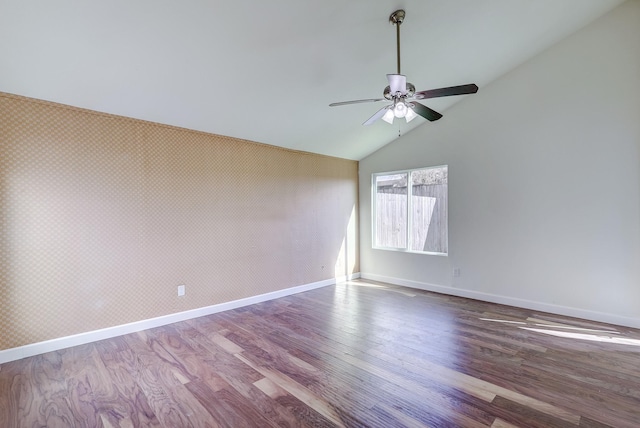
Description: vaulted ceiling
xmin=0 ymin=0 xmax=625 ymax=160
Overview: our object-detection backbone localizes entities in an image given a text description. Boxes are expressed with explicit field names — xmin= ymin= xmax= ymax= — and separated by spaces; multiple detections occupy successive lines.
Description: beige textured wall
xmin=0 ymin=92 xmax=359 ymax=351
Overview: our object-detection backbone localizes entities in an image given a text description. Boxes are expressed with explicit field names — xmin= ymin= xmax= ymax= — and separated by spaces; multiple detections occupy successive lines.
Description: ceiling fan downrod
xmin=390 ymin=10 xmax=405 ymax=75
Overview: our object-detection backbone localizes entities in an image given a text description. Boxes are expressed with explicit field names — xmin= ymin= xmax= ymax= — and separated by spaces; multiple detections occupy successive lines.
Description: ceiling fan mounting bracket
xmin=389 ymin=10 xmax=405 ymax=26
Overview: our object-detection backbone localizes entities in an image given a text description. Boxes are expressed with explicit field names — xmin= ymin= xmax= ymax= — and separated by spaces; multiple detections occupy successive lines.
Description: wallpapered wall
xmin=0 ymin=92 xmax=359 ymax=351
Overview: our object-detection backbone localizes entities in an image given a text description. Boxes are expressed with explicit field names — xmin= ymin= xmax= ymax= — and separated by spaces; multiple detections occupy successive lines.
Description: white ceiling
xmin=0 ymin=0 xmax=625 ymax=160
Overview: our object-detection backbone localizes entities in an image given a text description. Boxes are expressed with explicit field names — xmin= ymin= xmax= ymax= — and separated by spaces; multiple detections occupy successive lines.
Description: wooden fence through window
xmin=375 ymin=183 xmax=447 ymax=253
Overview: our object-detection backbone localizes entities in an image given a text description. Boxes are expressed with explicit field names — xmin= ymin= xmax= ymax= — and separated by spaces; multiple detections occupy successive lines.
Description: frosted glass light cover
xmin=382 ymin=109 xmax=395 ymax=124
xmin=405 ymin=106 xmax=417 ymax=122
xmin=393 ymin=101 xmax=407 ymax=118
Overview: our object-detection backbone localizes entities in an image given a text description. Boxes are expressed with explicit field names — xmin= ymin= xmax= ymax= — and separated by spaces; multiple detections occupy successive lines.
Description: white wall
xmin=359 ymin=0 xmax=640 ymax=327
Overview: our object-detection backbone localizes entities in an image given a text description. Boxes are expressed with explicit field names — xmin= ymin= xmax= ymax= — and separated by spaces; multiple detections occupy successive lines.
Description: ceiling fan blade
xmin=329 ymin=98 xmax=384 ymax=107
xmin=363 ymin=106 xmax=391 ymax=126
xmin=415 ymin=84 xmax=478 ymax=100
xmin=387 ymin=74 xmax=407 ymax=95
xmin=411 ymin=102 xmax=443 ymax=122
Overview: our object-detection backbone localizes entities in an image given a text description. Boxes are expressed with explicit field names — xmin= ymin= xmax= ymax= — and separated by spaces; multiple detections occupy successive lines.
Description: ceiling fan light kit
xmin=330 ymin=9 xmax=478 ymax=126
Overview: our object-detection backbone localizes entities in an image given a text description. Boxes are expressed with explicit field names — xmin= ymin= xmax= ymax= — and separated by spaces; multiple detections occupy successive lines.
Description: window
xmin=373 ymin=165 xmax=448 ymax=255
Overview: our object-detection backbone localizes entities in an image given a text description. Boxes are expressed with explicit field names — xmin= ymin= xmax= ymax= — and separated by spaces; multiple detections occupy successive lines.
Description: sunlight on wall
xmin=334 ymin=206 xmax=357 ymax=280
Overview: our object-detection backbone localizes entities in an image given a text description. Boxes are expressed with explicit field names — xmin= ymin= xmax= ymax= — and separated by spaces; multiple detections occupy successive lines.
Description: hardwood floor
xmin=1 ymin=280 xmax=640 ymax=427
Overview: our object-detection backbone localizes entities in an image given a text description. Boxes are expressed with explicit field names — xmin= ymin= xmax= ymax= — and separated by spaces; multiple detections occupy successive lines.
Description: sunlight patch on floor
xmin=343 ymin=280 xmax=417 ymax=297
xmin=519 ymin=327 xmax=640 ymax=347
xmin=479 ymin=317 xmax=640 ymax=347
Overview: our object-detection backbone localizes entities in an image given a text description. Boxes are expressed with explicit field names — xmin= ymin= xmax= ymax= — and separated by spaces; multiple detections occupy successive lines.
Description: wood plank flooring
xmin=2 ymin=279 xmax=640 ymax=427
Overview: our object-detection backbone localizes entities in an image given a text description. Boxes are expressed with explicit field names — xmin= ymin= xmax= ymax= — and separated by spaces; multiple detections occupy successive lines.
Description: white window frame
xmin=372 ymin=165 xmax=448 ymax=256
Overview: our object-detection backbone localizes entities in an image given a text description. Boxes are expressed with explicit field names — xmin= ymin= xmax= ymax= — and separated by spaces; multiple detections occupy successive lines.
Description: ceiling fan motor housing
xmin=384 ymin=82 xmax=415 ymax=100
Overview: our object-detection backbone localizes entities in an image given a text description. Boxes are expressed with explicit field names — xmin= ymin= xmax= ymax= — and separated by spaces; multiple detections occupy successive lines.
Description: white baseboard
xmin=360 ymin=273 xmax=640 ymax=329
xmin=0 ymin=273 xmax=360 ymax=365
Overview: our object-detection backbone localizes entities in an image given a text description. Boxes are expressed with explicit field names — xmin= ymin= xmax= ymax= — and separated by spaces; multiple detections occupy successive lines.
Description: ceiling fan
xmin=329 ymin=9 xmax=478 ymax=125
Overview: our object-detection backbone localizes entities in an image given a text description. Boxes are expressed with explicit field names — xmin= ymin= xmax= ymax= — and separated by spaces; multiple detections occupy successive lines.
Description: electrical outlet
xmin=177 ymin=284 xmax=185 ymax=296
xmin=453 ymin=268 xmax=461 ymax=277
